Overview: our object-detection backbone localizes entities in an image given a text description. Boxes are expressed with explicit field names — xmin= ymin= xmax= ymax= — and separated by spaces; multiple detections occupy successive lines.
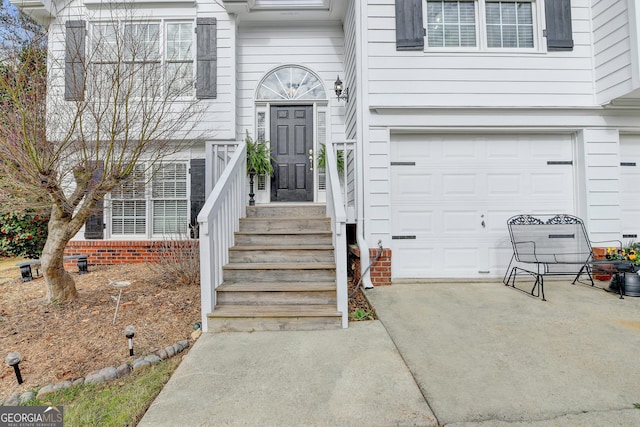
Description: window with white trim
xmin=111 ymin=164 xmax=147 ymax=236
xmin=152 ymin=163 xmax=188 ymax=234
xmin=110 ymin=162 xmax=189 ymax=237
xmin=90 ymin=20 xmax=194 ymax=97
xmin=486 ymin=1 xmax=533 ymax=48
xmin=425 ymin=0 xmax=536 ymax=49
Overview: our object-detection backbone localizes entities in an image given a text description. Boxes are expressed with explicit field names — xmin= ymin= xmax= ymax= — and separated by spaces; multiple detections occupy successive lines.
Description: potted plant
xmin=604 ymin=243 xmax=640 ymax=296
xmin=245 ymin=130 xmax=274 ymax=206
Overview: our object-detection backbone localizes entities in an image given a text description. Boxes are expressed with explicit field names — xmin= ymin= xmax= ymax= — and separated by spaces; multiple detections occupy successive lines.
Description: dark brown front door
xmin=270 ymin=105 xmax=314 ymax=202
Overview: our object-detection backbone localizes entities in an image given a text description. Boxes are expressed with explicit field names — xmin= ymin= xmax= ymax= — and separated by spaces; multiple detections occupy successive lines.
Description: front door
xmin=270 ymin=105 xmax=314 ymax=202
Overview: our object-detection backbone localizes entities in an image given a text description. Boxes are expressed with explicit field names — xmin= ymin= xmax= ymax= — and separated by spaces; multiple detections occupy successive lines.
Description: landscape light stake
xmin=6 ymin=352 xmax=23 ymax=384
xmin=125 ymin=325 xmax=136 ymax=356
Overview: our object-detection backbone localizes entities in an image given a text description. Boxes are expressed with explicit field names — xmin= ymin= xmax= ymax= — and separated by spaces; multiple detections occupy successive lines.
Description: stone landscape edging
xmin=1 ymin=338 xmax=192 ymax=406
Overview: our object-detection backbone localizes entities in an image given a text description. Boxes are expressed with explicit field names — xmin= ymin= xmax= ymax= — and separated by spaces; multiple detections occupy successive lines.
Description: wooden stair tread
xmin=223 ymin=263 xmax=336 ymax=270
xmin=235 ymin=231 xmax=332 ymax=235
xmin=241 ymin=217 xmax=328 ymax=221
xmin=217 ymin=282 xmax=335 ymax=292
xmin=209 ymin=304 xmax=341 ymax=318
xmin=230 ymin=245 xmax=334 ymax=251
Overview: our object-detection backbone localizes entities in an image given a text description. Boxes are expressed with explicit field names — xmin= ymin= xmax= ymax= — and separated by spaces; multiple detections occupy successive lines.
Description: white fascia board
xmin=10 ymin=0 xmax=56 ymax=24
xmin=84 ymin=0 xmax=196 ymax=7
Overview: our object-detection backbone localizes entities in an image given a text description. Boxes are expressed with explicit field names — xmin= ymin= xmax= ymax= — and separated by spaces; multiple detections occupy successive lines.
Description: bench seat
xmin=503 ymin=214 xmax=618 ymax=301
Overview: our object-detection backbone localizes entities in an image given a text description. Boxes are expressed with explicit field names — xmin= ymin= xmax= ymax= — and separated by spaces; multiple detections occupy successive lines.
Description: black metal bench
xmin=16 ymin=255 xmax=89 ymax=282
xmin=503 ymin=214 xmax=618 ymax=301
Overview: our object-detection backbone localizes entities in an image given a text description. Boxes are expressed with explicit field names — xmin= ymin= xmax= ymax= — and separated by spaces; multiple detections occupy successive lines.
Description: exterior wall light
xmin=334 ymin=75 xmax=349 ymax=102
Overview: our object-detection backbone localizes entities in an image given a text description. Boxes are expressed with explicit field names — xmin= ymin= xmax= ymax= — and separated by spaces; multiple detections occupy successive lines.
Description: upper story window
xmin=91 ymin=20 xmax=194 ymax=97
xmin=424 ymin=0 xmax=536 ymax=50
xmin=486 ymin=1 xmax=534 ymax=48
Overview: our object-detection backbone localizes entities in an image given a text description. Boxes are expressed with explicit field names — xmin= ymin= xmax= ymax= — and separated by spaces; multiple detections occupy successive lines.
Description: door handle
xmin=309 ymin=155 xmax=313 ymax=171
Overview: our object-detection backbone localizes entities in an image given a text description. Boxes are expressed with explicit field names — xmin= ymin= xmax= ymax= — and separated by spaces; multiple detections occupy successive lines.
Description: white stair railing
xmin=198 ymin=141 xmax=246 ymax=332
xmin=326 ymin=142 xmax=349 ymax=328
xmin=332 ymin=140 xmax=356 ymax=223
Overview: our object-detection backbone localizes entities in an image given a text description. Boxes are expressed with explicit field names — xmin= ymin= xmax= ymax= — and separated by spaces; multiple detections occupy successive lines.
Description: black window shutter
xmin=190 ymin=159 xmax=206 ymax=238
xmin=84 ymin=161 xmax=105 ymax=239
xmin=65 ymin=20 xmax=86 ymax=101
xmin=545 ymin=0 xmax=573 ymax=51
xmin=395 ymin=0 xmax=424 ymax=51
xmin=196 ymin=18 xmax=217 ymax=99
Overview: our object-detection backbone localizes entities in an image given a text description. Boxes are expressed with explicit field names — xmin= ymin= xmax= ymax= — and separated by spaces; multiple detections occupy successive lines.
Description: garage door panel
xmin=391 ymin=133 xmax=575 ymax=279
xmin=443 ymin=139 xmax=478 ymax=158
xmin=394 ymin=246 xmax=436 ymax=275
xmin=443 ymin=247 xmax=480 ymax=270
xmin=393 ymin=208 xmax=434 ymax=234
xmin=487 ymin=173 xmax=521 ymax=195
xmin=442 ymin=174 xmax=478 ymax=195
xmin=442 ymin=210 xmax=480 ymax=233
xmin=392 ymin=170 xmax=433 ymax=199
xmin=530 ymin=172 xmax=572 ymax=195
xmin=486 ymin=139 xmax=520 ymax=159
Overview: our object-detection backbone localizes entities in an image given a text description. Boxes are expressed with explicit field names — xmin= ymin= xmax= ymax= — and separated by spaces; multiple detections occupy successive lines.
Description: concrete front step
xmin=229 ymin=247 xmax=334 ymax=263
xmin=239 ymin=217 xmax=330 ymax=233
xmin=234 ymin=232 xmax=333 ymax=246
xmin=246 ymin=204 xmax=326 ymax=218
xmin=222 ymin=263 xmax=336 ymax=283
xmin=216 ymin=282 xmax=336 ymax=305
xmin=207 ymin=304 xmax=342 ymax=332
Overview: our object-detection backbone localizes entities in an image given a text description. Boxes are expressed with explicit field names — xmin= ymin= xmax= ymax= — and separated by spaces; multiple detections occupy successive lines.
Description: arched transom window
xmin=256 ymin=66 xmax=326 ymax=101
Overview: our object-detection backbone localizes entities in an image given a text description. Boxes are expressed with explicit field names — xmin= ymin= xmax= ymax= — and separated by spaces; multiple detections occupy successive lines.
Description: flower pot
xmin=608 ymin=273 xmax=640 ymax=297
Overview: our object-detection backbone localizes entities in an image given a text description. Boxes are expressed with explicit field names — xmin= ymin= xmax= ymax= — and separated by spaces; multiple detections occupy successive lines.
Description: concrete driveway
xmin=366 ymin=279 xmax=640 ymax=426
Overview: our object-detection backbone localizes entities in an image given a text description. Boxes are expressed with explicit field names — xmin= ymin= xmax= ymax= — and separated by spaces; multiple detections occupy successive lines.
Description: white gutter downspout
xmin=354 ymin=0 xmax=373 ymax=290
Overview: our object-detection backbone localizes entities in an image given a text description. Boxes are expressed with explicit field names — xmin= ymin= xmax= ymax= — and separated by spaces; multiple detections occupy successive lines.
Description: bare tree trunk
xmin=41 ymin=207 xmax=78 ymax=302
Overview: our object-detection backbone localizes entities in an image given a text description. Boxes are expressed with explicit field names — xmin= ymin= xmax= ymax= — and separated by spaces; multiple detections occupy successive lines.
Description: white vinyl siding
xmin=236 ymin=23 xmax=345 ymax=143
xmin=592 ymin=0 xmax=636 ymax=104
xmin=368 ymin=0 xmax=594 ymax=108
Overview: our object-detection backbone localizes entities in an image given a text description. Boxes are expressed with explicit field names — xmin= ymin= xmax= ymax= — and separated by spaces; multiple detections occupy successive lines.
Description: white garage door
xmin=390 ymin=133 xmax=575 ymax=279
xmin=620 ymin=134 xmax=640 ymax=241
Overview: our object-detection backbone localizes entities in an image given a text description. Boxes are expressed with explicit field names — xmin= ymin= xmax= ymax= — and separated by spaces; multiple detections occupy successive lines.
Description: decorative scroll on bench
xmin=503 ymin=214 xmax=617 ymax=301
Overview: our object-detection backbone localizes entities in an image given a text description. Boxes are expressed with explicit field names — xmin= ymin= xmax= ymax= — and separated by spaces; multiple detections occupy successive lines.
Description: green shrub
xmin=0 ymin=211 xmax=48 ymax=258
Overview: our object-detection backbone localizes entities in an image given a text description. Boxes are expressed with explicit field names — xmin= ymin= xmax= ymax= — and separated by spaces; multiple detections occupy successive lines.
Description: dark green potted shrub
xmin=245 ymin=130 xmax=274 ymax=206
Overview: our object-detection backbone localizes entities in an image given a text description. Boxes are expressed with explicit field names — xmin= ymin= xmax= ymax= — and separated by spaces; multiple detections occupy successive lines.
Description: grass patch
xmin=635 ymin=403 xmax=640 ymax=409
xmin=28 ymin=357 xmax=181 ymax=427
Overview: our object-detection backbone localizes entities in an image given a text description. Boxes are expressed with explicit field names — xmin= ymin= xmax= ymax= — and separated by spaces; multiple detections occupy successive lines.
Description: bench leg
xmin=19 ymin=265 xmax=33 ymax=282
xmin=77 ymin=257 xmax=88 ymax=274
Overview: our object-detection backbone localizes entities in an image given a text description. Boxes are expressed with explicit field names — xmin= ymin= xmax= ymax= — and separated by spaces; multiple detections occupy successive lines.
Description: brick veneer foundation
xmin=63 ymin=240 xmax=199 ymax=268
xmin=348 ymin=245 xmax=392 ymax=287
